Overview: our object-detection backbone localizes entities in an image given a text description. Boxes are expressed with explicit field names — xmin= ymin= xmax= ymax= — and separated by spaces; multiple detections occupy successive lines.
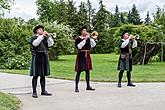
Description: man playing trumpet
xmin=117 ymin=30 xmax=137 ymax=88
xmin=30 ymin=25 xmax=54 ymax=98
xmin=75 ymin=26 xmax=96 ymax=92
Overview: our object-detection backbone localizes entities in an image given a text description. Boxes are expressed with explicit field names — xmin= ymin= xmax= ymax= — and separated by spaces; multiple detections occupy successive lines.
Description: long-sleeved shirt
xmin=32 ymin=35 xmax=54 ymax=47
xmin=121 ymin=39 xmax=137 ymax=49
xmin=77 ymin=36 xmax=96 ymax=49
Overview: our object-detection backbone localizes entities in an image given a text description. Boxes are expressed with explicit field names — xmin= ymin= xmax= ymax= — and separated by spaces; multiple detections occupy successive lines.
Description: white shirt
xmin=32 ymin=35 xmax=54 ymax=47
xmin=121 ymin=39 xmax=137 ymax=48
xmin=77 ymin=36 xmax=96 ymax=49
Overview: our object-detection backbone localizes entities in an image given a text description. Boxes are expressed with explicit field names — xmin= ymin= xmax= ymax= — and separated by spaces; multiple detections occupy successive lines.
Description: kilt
xmin=30 ymin=52 xmax=50 ymax=76
xmin=117 ymin=53 xmax=132 ymax=71
xmin=75 ymin=50 xmax=92 ymax=72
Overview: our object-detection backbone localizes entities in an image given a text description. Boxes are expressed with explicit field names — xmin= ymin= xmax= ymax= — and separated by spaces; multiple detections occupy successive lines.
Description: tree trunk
xmin=132 ymin=41 xmax=161 ymax=65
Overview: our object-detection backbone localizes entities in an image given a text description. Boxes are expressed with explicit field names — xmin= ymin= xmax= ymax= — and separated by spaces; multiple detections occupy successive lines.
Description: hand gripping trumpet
xmin=129 ymin=34 xmax=140 ymax=40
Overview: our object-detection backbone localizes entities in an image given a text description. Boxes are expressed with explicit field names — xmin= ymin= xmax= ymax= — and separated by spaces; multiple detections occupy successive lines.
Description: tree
xmin=153 ymin=7 xmax=165 ymax=61
xmin=127 ymin=10 xmax=132 ymax=23
xmin=144 ymin=11 xmax=151 ymax=25
xmin=120 ymin=12 xmax=125 ymax=24
xmin=92 ymin=0 xmax=110 ymax=32
xmin=107 ymin=13 xmax=115 ymax=28
xmin=92 ymin=0 xmax=110 ymax=53
xmin=86 ymin=0 xmax=95 ymax=31
xmin=0 ymin=0 xmax=14 ymax=17
xmin=114 ymin=5 xmax=121 ymax=27
xmin=56 ymin=0 xmax=68 ymax=23
xmin=129 ymin=4 xmax=142 ymax=25
xmin=153 ymin=7 xmax=162 ymax=24
xmin=36 ymin=0 xmax=55 ymax=21
xmin=77 ymin=1 xmax=88 ymax=28
xmin=66 ymin=0 xmax=78 ymax=28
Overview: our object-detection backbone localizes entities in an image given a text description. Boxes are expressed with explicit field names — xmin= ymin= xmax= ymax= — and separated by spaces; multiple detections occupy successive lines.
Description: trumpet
xmin=45 ymin=32 xmax=56 ymax=38
xmin=129 ymin=34 xmax=140 ymax=40
xmin=91 ymin=31 xmax=98 ymax=39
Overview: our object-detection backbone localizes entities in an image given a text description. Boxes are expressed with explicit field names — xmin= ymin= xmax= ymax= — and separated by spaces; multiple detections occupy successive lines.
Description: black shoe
xmin=86 ymin=87 xmax=95 ymax=91
xmin=32 ymin=92 xmax=38 ymax=98
xmin=75 ymin=88 xmax=79 ymax=92
xmin=127 ymin=83 xmax=136 ymax=87
xmin=117 ymin=83 xmax=122 ymax=88
xmin=41 ymin=91 xmax=52 ymax=96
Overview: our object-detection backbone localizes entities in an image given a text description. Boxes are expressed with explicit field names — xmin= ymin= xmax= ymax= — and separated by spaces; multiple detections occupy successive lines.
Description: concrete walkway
xmin=0 ymin=73 xmax=165 ymax=110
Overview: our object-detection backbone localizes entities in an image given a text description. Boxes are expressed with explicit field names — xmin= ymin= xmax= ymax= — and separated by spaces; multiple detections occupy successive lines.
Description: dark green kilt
xmin=117 ymin=53 xmax=132 ymax=71
xmin=30 ymin=52 xmax=50 ymax=76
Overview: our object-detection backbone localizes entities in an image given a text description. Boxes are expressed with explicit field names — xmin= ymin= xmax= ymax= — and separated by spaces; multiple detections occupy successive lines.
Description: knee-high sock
xmin=75 ymin=71 xmax=81 ymax=88
xmin=40 ymin=76 xmax=46 ymax=92
xmin=127 ymin=71 xmax=131 ymax=83
xmin=85 ymin=70 xmax=90 ymax=88
xmin=32 ymin=76 xmax=38 ymax=93
xmin=118 ymin=70 xmax=124 ymax=83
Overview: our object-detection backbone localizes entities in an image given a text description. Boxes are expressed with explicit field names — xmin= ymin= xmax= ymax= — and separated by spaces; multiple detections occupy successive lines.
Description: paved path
xmin=0 ymin=73 xmax=165 ymax=110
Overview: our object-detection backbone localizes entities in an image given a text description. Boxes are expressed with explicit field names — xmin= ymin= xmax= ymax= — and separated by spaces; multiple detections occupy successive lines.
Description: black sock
xmin=85 ymin=70 xmax=90 ymax=88
xmin=75 ymin=71 xmax=81 ymax=89
xmin=32 ymin=76 xmax=38 ymax=93
xmin=40 ymin=76 xmax=46 ymax=92
xmin=127 ymin=71 xmax=131 ymax=84
xmin=118 ymin=70 xmax=124 ymax=83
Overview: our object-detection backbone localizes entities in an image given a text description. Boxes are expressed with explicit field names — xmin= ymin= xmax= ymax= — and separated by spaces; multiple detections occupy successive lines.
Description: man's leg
xmin=75 ymin=71 xmax=81 ymax=92
xmin=40 ymin=76 xmax=52 ymax=95
xmin=32 ymin=76 xmax=38 ymax=98
xmin=86 ymin=70 xmax=95 ymax=90
xmin=118 ymin=70 xmax=124 ymax=87
xmin=127 ymin=71 xmax=135 ymax=87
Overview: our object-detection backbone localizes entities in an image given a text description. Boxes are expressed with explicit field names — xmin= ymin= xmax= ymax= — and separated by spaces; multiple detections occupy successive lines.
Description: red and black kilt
xmin=75 ymin=50 xmax=92 ymax=72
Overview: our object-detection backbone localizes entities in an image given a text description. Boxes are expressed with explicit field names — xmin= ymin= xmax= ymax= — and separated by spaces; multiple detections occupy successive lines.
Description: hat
xmin=121 ymin=30 xmax=128 ymax=38
xmin=33 ymin=25 xmax=44 ymax=34
xmin=78 ymin=26 xmax=87 ymax=35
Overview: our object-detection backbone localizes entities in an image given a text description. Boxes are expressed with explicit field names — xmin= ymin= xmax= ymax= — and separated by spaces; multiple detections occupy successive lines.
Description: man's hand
xmin=43 ymin=31 xmax=51 ymax=37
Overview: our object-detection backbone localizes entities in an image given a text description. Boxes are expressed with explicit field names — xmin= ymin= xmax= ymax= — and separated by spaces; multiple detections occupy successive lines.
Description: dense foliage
xmin=1 ymin=0 xmax=165 ymax=69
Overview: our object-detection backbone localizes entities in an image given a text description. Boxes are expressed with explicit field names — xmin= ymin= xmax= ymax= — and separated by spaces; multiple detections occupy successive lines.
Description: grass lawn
xmin=0 ymin=92 xmax=21 ymax=110
xmin=0 ymin=54 xmax=165 ymax=82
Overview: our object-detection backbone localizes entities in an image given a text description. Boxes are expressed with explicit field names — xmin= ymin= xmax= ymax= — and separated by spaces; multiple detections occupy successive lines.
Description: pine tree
xmin=92 ymin=0 xmax=110 ymax=32
xmin=36 ymin=0 xmax=55 ymax=21
xmin=144 ymin=11 xmax=151 ymax=25
xmin=86 ymin=0 xmax=95 ymax=31
xmin=153 ymin=7 xmax=161 ymax=24
xmin=127 ymin=10 xmax=132 ymax=23
xmin=66 ymin=0 xmax=78 ymax=28
xmin=130 ymin=4 xmax=142 ymax=25
xmin=77 ymin=1 xmax=88 ymax=28
xmin=114 ymin=5 xmax=121 ymax=27
xmin=120 ymin=12 xmax=125 ymax=24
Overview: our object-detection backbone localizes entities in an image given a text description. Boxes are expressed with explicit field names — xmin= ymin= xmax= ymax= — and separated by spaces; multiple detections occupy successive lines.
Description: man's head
xmin=122 ymin=30 xmax=129 ymax=39
xmin=79 ymin=26 xmax=88 ymax=36
xmin=33 ymin=25 xmax=44 ymax=35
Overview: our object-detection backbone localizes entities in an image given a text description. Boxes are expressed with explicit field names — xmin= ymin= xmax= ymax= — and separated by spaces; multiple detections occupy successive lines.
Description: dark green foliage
xmin=144 ymin=11 xmax=151 ymax=25
xmin=0 ymin=18 xmax=33 ymax=69
xmin=0 ymin=19 xmax=74 ymax=69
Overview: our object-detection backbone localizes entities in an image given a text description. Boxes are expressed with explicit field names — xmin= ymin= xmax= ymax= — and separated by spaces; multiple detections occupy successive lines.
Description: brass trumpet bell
xmin=91 ymin=31 xmax=98 ymax=39
xmin=129 ymin=34 xmax=140 ymax=40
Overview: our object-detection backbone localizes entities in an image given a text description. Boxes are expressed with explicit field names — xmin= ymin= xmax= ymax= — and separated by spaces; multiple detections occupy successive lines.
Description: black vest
xmin=120 ymin=39 xmax=133 ymax=53
xmin=30 ymin=36 xmax=48 ymax=55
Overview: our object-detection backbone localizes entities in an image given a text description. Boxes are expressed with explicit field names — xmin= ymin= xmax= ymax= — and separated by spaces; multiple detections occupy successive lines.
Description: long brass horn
xmin=91 ymin=31 xmax=98 ymax=39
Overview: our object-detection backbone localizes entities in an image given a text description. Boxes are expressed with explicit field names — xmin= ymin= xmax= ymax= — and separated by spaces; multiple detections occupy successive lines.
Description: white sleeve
xmin=90 ymin=38 xmax=96 ymax=48
xmin=77 ymin=40 xmax=86 ymax=49
xmin=32 ymin=35 xmax=44 ymax=47
xmin=121 ymin=39 xmax=129 ymax=48
xmin=132 ymin=39 xmax=137 ymax=48
xmin=47 ymin=37 xmax=54 ymax=47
